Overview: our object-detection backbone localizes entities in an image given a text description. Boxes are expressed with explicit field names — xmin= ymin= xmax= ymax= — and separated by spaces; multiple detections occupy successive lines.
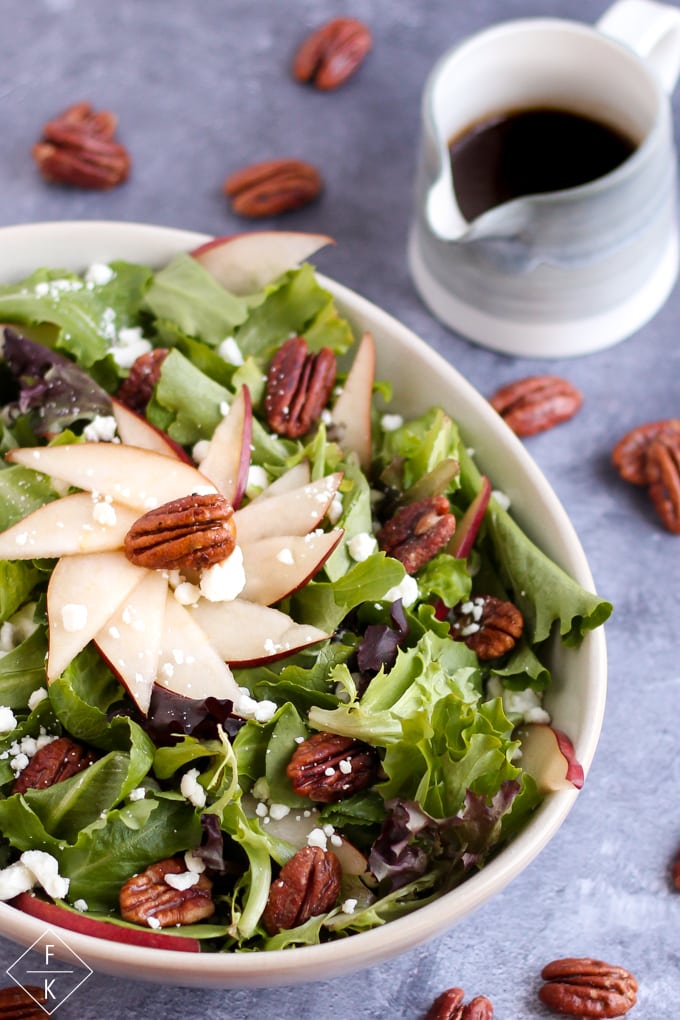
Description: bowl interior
xmin=0 ymin=221 xmax=606 ymax=988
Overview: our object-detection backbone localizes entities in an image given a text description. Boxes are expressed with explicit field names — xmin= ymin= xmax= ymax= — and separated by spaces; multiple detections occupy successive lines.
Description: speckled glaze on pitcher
xmin=409 ymin=0 xmax=680 ymax=357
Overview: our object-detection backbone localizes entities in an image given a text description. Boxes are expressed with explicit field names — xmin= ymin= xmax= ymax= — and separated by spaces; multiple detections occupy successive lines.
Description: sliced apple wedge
xmin=0 ymin=492 xmax=137 ymax=560
xmin=155 ymin=595 xmax=241 ymax=704
xmin=111 ymin=398 xmax=190 ymax=462
xmin=197 ymin=386 xmax=252 ymax=508
xmin=47 ymin=552 xmax=147 ymax=680
xmin=233 ymin=473 xmax=343 ymax=543
xmin=248 ymin=461 xmax=311 ymax=501
xmin=516 ymin=722 xmax=585 ymax=794
xmin=7 ymin=443 xmax=213 ymax=512
xmin=12 ymin=893 xmax=200 ymax=952
xmin=449 ymin=475 xmax=492 ymax=558
xmin=94 ymin=571 xmax=167 ymax=715
xmin=192 ymin=231 xmax=334 ymax=295
xmin=240 ymin=530 xmax=342 ymax=604
xmin=190 ymin=599 xmax=328 ymax=665
xmin=332 ymin=331 xmax=375 ymax=471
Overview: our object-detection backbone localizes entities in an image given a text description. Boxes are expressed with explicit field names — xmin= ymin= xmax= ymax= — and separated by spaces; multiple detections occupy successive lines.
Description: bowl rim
xmin=0 ymin=220 xmax=607 ymax=988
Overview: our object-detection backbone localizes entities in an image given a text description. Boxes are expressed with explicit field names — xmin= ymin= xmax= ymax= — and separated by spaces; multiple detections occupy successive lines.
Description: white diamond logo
xmin=7 ymin=928 xmax=92 ymax=1015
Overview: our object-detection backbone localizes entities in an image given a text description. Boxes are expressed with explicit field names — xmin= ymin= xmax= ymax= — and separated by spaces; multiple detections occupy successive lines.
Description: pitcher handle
xmin=597 ymin=0 xmax=680 ymax=92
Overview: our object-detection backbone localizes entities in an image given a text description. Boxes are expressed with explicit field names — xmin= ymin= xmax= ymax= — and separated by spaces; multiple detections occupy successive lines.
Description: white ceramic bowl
xmin=0 ymin=221 xmax=607 ymax=988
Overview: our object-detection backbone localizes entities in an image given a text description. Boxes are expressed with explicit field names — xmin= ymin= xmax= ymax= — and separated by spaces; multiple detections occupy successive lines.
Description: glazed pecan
xmin=286 ymin=731 xmax=380 ymax=803
xmin=265 ymin=335 xmax=336 ymax=439
xmin=378 ymin=495 xmax=456 ymax=574
xmin=424 ymin=988 xmax=494 ymax=1020
xmin=12 ymin=736 xmax=97 ymax=795
xmin=124 ymin=492 xmax=236 ymax=570
xmin=0 ymin=984 xmax=49 ymax=1019
xmin=292 ymin=17 xmax=373 ymax=90
xmin=32 ymin=101 xmax=130 ymax=189
xmin=450 ymin=595 xmax=523 ymax=660
xmin=224 ymin=159 xmax=322 ymax=218
xmin=119 ymin=857 xmax=215 ymax=928
xmin=612 ymin=418 xmax=680 ymax=485
xmin=489 ymin=375 xmax=583 ymax=437
xmin=116 ymin=348 xmax=169 ymax=415
xmin=539 ymin=957 xmax=637 ymax=1018
xmin=645 ymin=437 xmax=680 ymax=533
xmin=262 ymin=845 xmax=342 ymax=935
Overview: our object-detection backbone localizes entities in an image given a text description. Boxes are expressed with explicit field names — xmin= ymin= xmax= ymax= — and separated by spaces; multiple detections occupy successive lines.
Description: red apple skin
xmin=449 ymin=476 xmax=491 ymax=558
xmin=11 ymin=893 xmax=201 ymax=952
xmin=516 ymin=722 xmax=585 ymax=794
xmin=552 ymin=727 xmax=585 ymax=789
xmin=230 ymin=385 xmax=252 ymax=509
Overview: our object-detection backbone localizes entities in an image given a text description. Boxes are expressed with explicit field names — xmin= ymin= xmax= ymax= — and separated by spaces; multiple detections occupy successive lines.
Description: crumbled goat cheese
xmin=382 ymin=575 xmax=419 ymax=607
xmin=128 ymin=787 xmax=146 ymax=802
xmin=174 ymin=581 xmax=201 ymax=606
xmin=180 ymin=768 xmax=206 ymax=808
xmin=147 ymin=916 xmax=162 ymax=930
xmin=327 ymin=494 xmax=343 ymax=524
xmin=380 ymin=413 xmax=404 ymax=432
xmin=165 ymin=871 xmax=200 ymax=891
xmin=184 ymin=850 xmax=206 ymax=874
xmin=233 ymin=688 xmax=277 ymax=724
xmin=268 ymin=803 xmax=290 ymax=821
xmin=491 ymin=489 xmax=511 ymax=511
xmin=342 ymin=898 xmax=358 ymax=914
xmin=199 ymin=547 xmax=246 ymax=602
xmin=0 ymin=851 xmax=69 ymax=901
xmin=307 ymin=827 xmax=328 ymax=850
xmin=85 ymin=262 xmax=115 ymax=286
xmin=0 ymin=706 xmax=16 ymax=733
xmin=27 ymin=688 xmax=48 ymax=711
xmin=347 ymin=532 xmax=377 ymax=562
xmin=92 ymin=499 xmax=117 ymax=527
xmin=83 ymin=415 xmax=118 ymax=443
xmin=486 ymin=675 xmax=551 ymax=724
xmin=217 ymin=336 xmax=244 ymax=366
xmin=192 ymin=439 xmax=211 ymax=464
xmin=61 ymin=603 xmax=88 ymax=633
xmin=73 ymin=898 xmax=89 ymax=912
xmin=110 ymin=327 xmax=153 ymax=369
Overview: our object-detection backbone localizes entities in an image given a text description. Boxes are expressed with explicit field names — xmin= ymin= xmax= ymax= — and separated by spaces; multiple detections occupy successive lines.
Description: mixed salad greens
xmin=0 ymin=242 xmax=611 ymax=952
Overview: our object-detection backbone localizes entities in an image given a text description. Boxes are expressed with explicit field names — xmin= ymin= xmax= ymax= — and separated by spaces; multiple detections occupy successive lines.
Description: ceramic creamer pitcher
xmin=408 ymin=0 xmax=680 ymax=357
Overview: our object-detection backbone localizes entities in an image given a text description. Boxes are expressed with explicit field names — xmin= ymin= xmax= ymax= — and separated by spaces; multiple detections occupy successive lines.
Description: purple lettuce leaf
xmin=356 ymin=599 xmax=409 ymax=677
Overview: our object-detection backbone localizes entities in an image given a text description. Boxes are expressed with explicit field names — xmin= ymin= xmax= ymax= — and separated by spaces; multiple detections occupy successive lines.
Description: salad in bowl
xmin=0 ymin=222 xmax=609 ymax=985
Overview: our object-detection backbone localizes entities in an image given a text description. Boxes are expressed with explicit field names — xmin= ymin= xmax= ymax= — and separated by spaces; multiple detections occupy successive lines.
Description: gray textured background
xmin=0 ymin=0 xmax=679 ymax=1016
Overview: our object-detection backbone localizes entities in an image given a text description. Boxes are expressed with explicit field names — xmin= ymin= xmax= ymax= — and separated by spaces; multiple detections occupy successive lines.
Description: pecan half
xmin=119 ymin=857 xmax=215 ymax=927
xmin=224 ymin=159 xmax=322 ymax=218
xmin=32 ymin=101 xmax=130 ymax=189
xmin=262 ymin=845 xmax=341 ymax=935
xmin=612 ymin=418 xmax=680 ymax=485
xmin=124 ymin=492 xmax=236 ymax=570
xmin=292 ymin=17 xmax=372 ymax=90
xmin=265 ymin=336 xmax=336 ymax=439
xmin=12 ymin=736 xmax=97 ymax=795
xmin=0 ymin=984 xmax=49 ymax=1019
xmin=489 ymin=375 xmax=583 ymax=437
xmin=645 ymin=437 xmax=680 ymax=533
xmin=378 ymin=495 xmax=456 ymax=574
xmin=671 ymin=845 xmax=680 ymax=890
xmin=539 ymin=957 xmax=637 ymax=1017
xmin=424 ymin=988 xmax=494 ymax=1020
xmin=287 ymin=731 xmax=380 ymax=803
xmin=449 ymin=595 xmax=523 ymax=660
xmin=116 ymin=348 xmax=169 ymax=415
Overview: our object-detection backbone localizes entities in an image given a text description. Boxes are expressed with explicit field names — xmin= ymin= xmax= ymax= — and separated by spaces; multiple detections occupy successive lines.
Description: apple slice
xmin=248 ymin=461 xmax=311 ymax=502
xmin=46 ymin=552 xmax=147 ymax=680
xmin=240 ymin=531 xmax=342 ymax=604
xmin=516 ymin=722 xmax=585 ymax=794
xmin=331 ymin=331 xmax=375 ymax=471
xmin=111 ymin=398 xmax=190 ymax=462
xmin=155 ymin=594 xmax=241 ymax=704
xmin=12 ymin=892 xmax=200 ymax=952
xmin=197 ymin=386 xmax=252 ymax=508
xmin=233 ymin=473 xmax=343 ymax=543
xmin=94 ymin=571 xmax=167 ymax=715
xmin=448 ymin=475 xmax=492 ymax=558
xmin=0 ymin=492 xmax=137 ymax=560
xmin=191 ymin=231 xmax=334 ymax=295
xmin=190 ymin=599 xmax=328 ymax=665
xmin=7 ymin=443 xmax=213 ymax=512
